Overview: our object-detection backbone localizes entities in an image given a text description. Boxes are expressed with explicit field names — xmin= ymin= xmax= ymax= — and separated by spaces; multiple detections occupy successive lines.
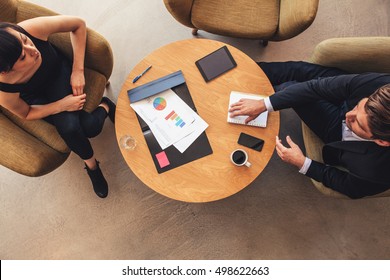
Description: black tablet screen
xmin=195 ymin=46 xmax=237 ymax=82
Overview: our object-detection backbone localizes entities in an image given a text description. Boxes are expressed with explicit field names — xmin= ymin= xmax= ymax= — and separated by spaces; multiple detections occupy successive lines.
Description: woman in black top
xmin=0 ymin=16 xmax=116 ymax=199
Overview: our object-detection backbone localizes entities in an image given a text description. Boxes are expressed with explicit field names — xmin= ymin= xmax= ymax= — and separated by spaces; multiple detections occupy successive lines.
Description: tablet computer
xmin=195 ymin=46 xmax=237 ymax=82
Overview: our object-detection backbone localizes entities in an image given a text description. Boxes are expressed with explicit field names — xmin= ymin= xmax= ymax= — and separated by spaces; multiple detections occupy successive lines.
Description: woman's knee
xmin=53 ymin=113 xmax=82 ymax=136
xmin=80 ymin=111 xmax=103 ymax=138
xmin=57 ymin=122 xmax=82 ymax=137
xmin=83 ymin=125 xmax=103 ymax=138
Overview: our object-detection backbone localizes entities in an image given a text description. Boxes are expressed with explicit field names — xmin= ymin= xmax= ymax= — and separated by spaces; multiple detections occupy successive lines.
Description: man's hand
xmin=228 ymin=99 xmax=266 ymax=124
xmin=275 ymin=135 xmax=306 ymax=169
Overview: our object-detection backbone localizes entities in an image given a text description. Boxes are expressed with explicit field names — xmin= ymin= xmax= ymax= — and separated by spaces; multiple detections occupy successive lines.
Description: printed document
xmin=131 ymin=89 xmax=208 ymax=152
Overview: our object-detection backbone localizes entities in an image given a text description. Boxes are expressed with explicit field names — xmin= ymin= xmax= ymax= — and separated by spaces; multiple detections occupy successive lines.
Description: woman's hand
xmin=228 ymin=99 xmax=266 ymax=124
xmin=275 ymin=136 xmax=306 ymax=169
xmin=58 ymin=93 xmax=86 ymax=112
xmin=70 ymin=69 xmax=85 ymax=96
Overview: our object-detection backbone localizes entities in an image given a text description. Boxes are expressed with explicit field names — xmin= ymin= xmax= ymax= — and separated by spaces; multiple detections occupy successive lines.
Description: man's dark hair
xmin=365 ymin=84 xmax=390 ymax=142
xmin=0 ymin=22 xmax=24 ymax=73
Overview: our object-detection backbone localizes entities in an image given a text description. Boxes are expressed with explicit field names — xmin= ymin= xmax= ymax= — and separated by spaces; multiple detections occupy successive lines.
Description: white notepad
xmin=227 ymin=91 xmax=268 ymax=127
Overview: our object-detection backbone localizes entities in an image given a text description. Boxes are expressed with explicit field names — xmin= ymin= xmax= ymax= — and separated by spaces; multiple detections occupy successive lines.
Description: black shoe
xmin=84 ymin=160 xmax=108 ymax=198
xmin=101 ymin=97 xmax=116 ymax=123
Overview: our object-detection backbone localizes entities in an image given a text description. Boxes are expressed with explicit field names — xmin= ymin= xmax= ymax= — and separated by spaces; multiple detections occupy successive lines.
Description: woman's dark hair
xmin=365 ymin=84 xmax=390 ymax=142
xmin=0 ymin=22 xmax=24 ymax=72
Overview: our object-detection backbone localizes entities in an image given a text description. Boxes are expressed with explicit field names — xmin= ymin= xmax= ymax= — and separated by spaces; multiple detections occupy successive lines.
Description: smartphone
xmin=238 ymin=132 xmax=265 ymax=152
xmin=195 ymin=46 xmax=237 ymax=82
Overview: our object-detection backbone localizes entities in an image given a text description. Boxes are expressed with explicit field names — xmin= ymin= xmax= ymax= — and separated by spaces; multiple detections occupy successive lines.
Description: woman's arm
xmin=0 ymin=92 xmax=86 ymax=121
xmin=19 ymin=16 xmax=87 ymax=96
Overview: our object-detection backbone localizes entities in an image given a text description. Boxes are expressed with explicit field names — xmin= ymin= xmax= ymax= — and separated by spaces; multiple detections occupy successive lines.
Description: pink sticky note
xmin=156 ymin=151 xmax=170 ymax=168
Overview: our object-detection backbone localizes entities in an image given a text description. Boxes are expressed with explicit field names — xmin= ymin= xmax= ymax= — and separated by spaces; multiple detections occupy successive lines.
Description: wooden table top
xmin=115 ymin=39 xmax=279 ymax=202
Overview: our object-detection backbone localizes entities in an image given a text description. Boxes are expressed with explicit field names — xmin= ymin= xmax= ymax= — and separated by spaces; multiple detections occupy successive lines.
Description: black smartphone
xmin=238 ymin=132 xmax=265 ymax=152
xmin=195 ymin=46 xmax=237 ymax=82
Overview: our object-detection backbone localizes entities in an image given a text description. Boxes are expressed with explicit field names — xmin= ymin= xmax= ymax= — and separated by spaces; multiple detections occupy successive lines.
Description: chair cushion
xmin=191 ymin=0 xmax=279 ymax=39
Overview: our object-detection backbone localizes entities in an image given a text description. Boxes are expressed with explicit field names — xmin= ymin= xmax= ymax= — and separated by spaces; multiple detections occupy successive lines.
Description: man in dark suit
xmin=229 ymin=62 xmax=390 ymax=199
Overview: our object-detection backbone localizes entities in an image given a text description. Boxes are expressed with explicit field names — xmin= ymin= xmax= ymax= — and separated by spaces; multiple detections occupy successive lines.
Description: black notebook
xmin=127 ymin=71 xmax=213 ymax=173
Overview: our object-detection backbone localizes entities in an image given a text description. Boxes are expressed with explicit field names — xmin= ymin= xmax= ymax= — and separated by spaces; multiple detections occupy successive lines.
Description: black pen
xmin=132 ymin=65 xmax=152 ymax=83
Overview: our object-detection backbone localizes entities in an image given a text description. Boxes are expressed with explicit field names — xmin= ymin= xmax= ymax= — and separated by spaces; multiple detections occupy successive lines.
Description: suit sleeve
xmin=306 ymin=160 xmax=390 ymax=199
xmin=269 ymin=73 xmax=389 ymax=111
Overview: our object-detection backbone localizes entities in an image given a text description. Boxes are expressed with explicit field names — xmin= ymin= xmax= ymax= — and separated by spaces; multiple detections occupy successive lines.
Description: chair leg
xmin=192 ymin=28 xmax=199 ymax=35
xmin=261 ymin=40 xmax=269 ymax=47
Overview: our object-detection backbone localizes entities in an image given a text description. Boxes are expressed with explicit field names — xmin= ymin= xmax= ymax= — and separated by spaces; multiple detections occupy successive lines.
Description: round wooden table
xmin=116 ymin=39 xmax=279 ymax=202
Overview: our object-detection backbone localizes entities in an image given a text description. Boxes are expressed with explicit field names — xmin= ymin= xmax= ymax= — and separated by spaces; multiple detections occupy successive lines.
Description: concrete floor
xmin=1 ymin=0 xmax=389 ymax=259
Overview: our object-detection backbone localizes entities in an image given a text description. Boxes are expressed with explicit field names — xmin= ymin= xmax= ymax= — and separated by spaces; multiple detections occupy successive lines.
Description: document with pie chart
xmin=130 ymin=89 xmax=208 ymax=152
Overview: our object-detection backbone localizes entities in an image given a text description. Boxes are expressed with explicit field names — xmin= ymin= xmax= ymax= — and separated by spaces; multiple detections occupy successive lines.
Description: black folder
xmin=127 ymin=71 xmax=213 ymax=173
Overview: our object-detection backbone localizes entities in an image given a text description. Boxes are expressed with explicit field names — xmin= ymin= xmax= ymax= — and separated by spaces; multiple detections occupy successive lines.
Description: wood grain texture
xmin=115 ymin=39 xmax=279 ymax=202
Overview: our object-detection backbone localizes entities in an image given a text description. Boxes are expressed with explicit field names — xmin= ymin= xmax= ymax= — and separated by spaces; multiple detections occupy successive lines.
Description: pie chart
xmin=153 ymin=97 xmax=167 ymax=110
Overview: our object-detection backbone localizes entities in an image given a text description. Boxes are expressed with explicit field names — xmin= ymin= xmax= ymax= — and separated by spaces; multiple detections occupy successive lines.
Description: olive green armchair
xmin=0 ymin=0 xmax=113 ymax=176
xmin=304 ymin=37 xmax=390 ymax=198
xmin=163 ymin=0 xmax=319 ymax=45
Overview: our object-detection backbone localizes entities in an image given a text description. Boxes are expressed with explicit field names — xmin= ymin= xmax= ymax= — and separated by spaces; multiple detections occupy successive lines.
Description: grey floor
xmin=1 ymin=0 xmax=390 ymax=259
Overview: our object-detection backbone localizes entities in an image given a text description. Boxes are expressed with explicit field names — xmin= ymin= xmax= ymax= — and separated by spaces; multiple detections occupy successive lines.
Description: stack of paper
xmin=130 ymin=89 xmax=208 ymax=153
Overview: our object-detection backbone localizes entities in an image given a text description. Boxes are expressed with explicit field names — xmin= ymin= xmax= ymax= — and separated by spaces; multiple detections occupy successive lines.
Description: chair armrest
xmin=163 ymin=0 xmax=195 ymax=28
xmin=0 ymin=113 xmax=69 ymax=177
xmin=301 ymin=122 xmax=349 ymax=198
xmin=16 ymin=0 xmax=58 ymax=22
xmin=0 ymin=0 xmax=18 ymax=23
xmin=274 ymin=0 xmax=318 ymax=41
xmin=0 ymin=106 xmax=69 ymax=153
xmin=310 ymin=37 xmax=390 ymax=73
xmin=48 ymin=30 xmax=114 ymax=80
xmin=16 ymin=1 xmax=113 ymax=80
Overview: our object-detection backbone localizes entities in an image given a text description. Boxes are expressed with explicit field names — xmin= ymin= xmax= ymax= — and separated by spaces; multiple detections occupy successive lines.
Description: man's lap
xmin=259 ymin=61 xmax=348 ymax=143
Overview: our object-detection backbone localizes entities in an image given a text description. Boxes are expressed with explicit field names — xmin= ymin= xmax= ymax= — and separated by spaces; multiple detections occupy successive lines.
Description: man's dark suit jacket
xmin=269 ymin=73 xmax=390 ymax=198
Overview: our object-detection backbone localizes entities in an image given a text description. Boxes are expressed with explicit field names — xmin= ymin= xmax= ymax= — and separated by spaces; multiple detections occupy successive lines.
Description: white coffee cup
xmin=230 ymin=149 xmax=251 ymax=167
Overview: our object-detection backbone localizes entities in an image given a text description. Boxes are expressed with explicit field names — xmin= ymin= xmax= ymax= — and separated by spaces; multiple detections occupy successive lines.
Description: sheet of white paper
xmin=173 ymin=112 xmax=209 ymax=153
xmin=133 ymin=105 xmax=177 ymax=149
xmin=130 ymin=89 xmax=205 ymax=150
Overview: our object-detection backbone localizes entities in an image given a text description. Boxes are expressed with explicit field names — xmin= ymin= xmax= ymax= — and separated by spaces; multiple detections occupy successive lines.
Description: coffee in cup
xmin=230 ymin=149 xmax=251 ymax=167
